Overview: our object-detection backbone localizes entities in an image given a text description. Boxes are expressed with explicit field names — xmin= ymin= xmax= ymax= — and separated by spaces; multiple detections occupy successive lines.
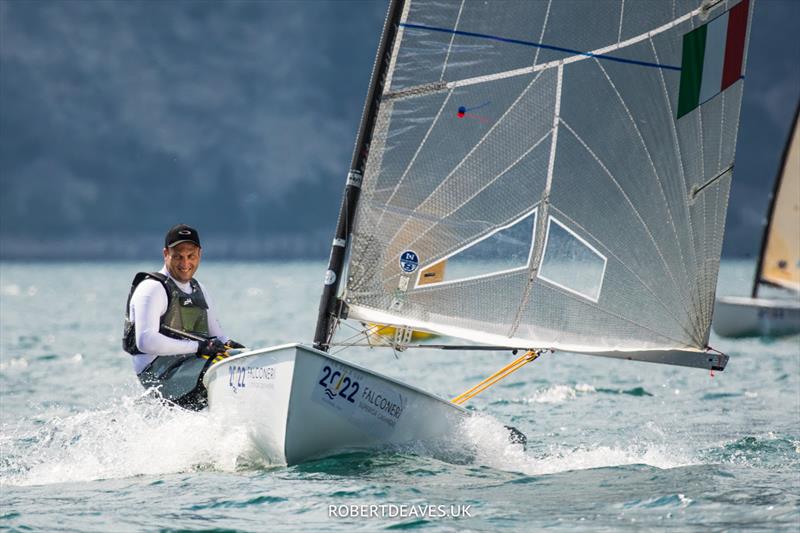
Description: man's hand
xmin=197 ymin=338 xmax=227 ymax=358
xmin=226 ymin=339 xmax=246 ymax=349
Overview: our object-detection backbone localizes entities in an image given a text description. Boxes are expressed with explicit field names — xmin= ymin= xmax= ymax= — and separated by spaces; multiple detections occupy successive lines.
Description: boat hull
xmin=712 ymin=296 xmax=800 ymax=338
xmin=203 ymin=343 xmax=468 ymax=465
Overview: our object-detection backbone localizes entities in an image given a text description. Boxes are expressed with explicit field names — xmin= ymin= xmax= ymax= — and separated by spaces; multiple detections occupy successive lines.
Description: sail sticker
xmin=398 ymin=276 xmax=410 ymax=291
xmin=311 ymin=361 xmax=405 ymax=438
xmin=399 ymin=250 xmax=419 ymax=273
xmin=677 ymin=0 xmax=749 ymax=118
xmin=324 ymin=269 xmax=337 ymax=285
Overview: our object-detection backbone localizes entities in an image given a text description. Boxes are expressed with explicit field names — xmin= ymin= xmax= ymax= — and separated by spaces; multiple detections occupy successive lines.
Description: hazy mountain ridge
xmin=1 ymin=0 xmax=798 ymax=259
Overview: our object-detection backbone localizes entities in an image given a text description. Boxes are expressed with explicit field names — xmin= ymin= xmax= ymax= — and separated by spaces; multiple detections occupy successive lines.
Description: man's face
xmin=163 ymin=242 xmax=202 ymax=283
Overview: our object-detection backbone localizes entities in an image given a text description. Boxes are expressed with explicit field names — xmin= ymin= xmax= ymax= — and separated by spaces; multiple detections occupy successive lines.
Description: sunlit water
xmin=1 ymin=260 xmax=798 ymax=531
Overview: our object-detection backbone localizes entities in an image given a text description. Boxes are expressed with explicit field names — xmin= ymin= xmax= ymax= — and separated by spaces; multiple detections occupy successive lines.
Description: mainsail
xmin=753 ymin=103 xmax=800 ymax=296
xmin=317 ymin=0 xmax=752 ymax=369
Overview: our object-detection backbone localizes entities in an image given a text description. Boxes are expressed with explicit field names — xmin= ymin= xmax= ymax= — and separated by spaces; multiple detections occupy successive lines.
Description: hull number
xmin=318 ymin=365 xmax=359 ymax=403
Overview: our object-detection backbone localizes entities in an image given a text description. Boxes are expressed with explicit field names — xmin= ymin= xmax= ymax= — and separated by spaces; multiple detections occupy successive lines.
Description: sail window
xmin=537 ymin=217 xmax=607 ymax=302
xmin=415 ymin=209 xmax=537 ymax=287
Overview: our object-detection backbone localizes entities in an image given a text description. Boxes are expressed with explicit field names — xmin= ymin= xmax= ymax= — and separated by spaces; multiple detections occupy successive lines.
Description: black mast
xmin=313 ymin=0 xmax=405 ymax=351
xmin=750 ymin=101 xmax=800 ymax=298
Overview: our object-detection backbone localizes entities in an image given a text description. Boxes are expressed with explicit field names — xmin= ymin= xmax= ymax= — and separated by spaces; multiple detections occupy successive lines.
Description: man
xmin=123 ymin=224 xmax=244 ymax=410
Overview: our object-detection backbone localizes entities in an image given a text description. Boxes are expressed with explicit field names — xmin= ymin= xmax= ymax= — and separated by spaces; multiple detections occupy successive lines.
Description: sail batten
xmin=342 ymin=0 xmax=751 ymax=361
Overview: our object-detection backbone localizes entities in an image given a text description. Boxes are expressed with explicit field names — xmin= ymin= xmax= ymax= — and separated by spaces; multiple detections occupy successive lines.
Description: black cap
xmin=165 ymin=224 xmax=201 ymax=248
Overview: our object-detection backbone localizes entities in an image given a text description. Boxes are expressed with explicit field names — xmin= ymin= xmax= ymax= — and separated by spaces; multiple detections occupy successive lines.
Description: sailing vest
xmin=123 ymin=271 xmax=209 ymax=355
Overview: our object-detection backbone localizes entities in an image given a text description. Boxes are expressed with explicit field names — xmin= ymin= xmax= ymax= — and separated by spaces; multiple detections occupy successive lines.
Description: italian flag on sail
xmin=677 ymin=0 xmax=749 ymax=118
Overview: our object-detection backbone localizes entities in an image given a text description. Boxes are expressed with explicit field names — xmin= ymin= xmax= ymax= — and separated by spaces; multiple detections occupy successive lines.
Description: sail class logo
xmin=399 ymin=250 xmax=419 ymax=273
xmin=676 ymin=0 xmax=749 ymax=118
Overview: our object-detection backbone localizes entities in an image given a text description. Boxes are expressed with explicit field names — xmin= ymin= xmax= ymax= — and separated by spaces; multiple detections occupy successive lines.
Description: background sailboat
xmin=713 ymin=102 xmax=800 ymax=337
xmin=204 ymin=0 xmax=752 ymax=465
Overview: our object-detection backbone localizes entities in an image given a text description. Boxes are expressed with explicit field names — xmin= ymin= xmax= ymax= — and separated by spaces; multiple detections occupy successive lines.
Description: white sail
xmin=343 ymin=0 xmax=752 ymax=358
xmin=756 ymin=105 xmax=800 ymax=295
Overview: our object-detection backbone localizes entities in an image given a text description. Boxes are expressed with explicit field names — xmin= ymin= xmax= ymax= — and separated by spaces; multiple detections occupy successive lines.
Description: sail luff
xmin=312 ymin=0 xmax=406 ymax=350
xmin=752 ymin=102 xmax=800 ymax=297
xmin=571 ymin=60 xmax=705 ymax=341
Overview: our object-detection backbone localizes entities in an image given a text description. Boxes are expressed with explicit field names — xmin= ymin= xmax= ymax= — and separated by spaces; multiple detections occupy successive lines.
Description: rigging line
xmin=546 ymin=206 xmax=701 ymax=344
xmin=398 ymin=23 xmax=681 ymax=72
xmin=560 ymin=119 xmax=700 ymax=341
xmin=389 ymin=128 xmax=552 ymax=266
xmin=592 ymin=56 xmax=698 ymax=330
xmin=440 ymin=0 xmax=466 ymax=82
xmin=329 ymin=322 xmax=395 ymax=356
xmin=379 ymin=69 xmax=547 ymax=271
xmin=617 ymin=0 xmax=625 ymax=44
xmin=649 ymin=37 xmax=701 ymax=336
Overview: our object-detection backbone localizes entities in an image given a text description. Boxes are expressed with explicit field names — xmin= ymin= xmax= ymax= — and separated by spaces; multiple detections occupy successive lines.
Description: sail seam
xmin=560 ymin=119 xmax=698 ymax=339
xmin=592 ymin=56 xmax=696 ymax=335
xmin=440 ymin=0 xmax=466 ymax=82
xmin=696 ymin=95 xmax=709 ymax=341
xmin=398 ymin=129 xmax=552 ymax=270
xmin=710 ymin=91 xmax=727 ymax=328
xmin=391 ymin=4 xmax=704 ymax=94
xmin=398 ymin=23 xmax=683 ymax=72
xmin=648 ymin=37 xmax=703 ymax=340
xmin=509 ymin=63 xmax=563 ymax=338
xmin=547 ymin=206 xmax=700 ymax=344
xmin=532 ymin=0 xmax=552 ymax=67
xmin=347 ymin=301 xmax=691 ymax=353
xmin=534 ymin=271 xmax=695 ymax=349
xmin=617 ymin=0 xmax=625 ymax=44
xmin=373 ymin=90 xmax=455 ymax=230
xmin=378 ymin=69 xmax=547 ymax=267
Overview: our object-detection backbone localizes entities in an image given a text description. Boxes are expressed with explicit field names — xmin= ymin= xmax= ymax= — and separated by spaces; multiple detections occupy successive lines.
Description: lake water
xmin=1 ymin=260 xmax=798 ymax=531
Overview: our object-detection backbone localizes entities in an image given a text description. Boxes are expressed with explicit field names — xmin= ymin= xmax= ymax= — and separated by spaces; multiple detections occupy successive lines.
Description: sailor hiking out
xmin=123 ymin=224 xmax=244 ymax=410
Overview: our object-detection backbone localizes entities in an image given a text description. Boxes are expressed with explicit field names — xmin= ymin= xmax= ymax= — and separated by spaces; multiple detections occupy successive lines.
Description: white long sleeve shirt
xmin=129 ymin=267 xmax=227 ymax=374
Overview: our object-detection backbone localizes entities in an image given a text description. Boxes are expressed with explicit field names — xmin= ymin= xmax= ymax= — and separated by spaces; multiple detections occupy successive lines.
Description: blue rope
xmin=400 ymin=22 xmax=682 ymax=72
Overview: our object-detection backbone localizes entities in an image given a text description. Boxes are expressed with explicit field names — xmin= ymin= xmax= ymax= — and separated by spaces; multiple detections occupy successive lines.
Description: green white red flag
xmin=677 ymin=0 xmax=750 ymax=118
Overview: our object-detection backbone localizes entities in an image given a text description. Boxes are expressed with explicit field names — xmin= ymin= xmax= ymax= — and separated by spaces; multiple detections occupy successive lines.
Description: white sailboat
xmin=204 ymin=0 xmax=752 ymax=465
xmin=713 ymin=103 xmax=800 ymax=337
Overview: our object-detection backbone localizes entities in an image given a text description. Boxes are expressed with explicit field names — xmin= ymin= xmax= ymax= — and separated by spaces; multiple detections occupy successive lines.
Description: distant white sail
xmin=344 ymin=0 xmax=752 ymax=356
xmin=756 ymin=106 xmax=800 ymax=295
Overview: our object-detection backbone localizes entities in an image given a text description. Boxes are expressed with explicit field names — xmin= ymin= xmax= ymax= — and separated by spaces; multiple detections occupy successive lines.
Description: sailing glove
xmin=226 ymin=339 xmax=246 ymax=349
xmin=197 ymin=338 xmax=227 ymax=358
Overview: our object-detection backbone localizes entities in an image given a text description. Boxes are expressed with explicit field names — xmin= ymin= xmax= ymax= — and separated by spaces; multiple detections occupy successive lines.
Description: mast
xmin=751 ymin=102 xmax=800 ymax=298
xmin=313 ymin=0 xmax=405 ymax=351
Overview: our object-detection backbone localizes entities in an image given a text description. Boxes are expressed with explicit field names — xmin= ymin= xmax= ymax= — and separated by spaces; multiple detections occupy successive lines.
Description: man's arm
xmin=130 ymin=279 xmax=199 ymax=355
xmin=198 ymin=281 xmax=228 ymax=342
